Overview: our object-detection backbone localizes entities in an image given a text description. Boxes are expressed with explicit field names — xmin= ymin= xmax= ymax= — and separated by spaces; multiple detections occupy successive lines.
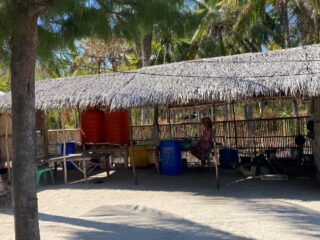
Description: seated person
xmin=0 ymin=167 xmax=9 ymax=194
xmin=191 ymin=117 xmax=214 ymax=167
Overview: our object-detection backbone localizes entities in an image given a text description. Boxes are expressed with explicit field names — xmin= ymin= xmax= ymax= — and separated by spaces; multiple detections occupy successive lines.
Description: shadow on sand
xmin=38 ymin=205 xmax=253 ymax=240
xmin=42 ymin=168 xmax=320 ymax=202
xmin=245 ymin=200 xmax=320 ymax=239
xmin=2 ymin=168 xmax=320 ymax=239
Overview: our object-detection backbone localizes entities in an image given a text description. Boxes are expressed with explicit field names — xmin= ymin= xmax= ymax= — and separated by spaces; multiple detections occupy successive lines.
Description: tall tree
xmin=1 ymin=1 xmax=114 ymax=239
xmin=292 ymin=0 xmax=320 ymax=44
xmin=188 ymin=0 xmax=276 ymax=59
xmin=8 ymin=1 xmax=44 ymax=239
xmin=221 ymin=0 xmax=302 ymax=116
xmin=108 ymin=0 xmax=184 ymax=67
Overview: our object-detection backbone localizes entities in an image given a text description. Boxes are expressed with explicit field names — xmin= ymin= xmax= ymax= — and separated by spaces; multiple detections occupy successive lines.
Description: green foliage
xmin=2 ymin=0 xmax=320 ymax=79
xmin=0 ymin=62 xmax=10 ymax=92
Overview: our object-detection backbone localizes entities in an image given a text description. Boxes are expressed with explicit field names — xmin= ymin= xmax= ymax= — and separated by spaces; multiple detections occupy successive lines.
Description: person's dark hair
xmin=202 ymin=117 xmax=213 ymax=128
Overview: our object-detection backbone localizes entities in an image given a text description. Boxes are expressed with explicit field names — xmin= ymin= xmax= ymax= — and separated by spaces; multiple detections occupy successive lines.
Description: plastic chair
xmin=36 ymin=166 xmax=54 ymax=188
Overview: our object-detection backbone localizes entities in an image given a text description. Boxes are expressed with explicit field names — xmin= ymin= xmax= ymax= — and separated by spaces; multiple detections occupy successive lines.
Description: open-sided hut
xmin=1 ymin=44 xmax=320 ymax=181
xmin=1 ymin=44 xmax=319 ymax=111
xmin=109 ymin=44 xmax=320 ymax=177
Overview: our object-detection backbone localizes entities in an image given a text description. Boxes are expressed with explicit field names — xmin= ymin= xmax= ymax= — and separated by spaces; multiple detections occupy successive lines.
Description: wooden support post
xmin=5 ymin=113 xmax=11 ymax=182
xmin=232 ymin=103 xmax=238 ymax=149
xmin=42 ymin=111 xmax=49 ymax=158
xmin=83 ymin=158 xmax=87 ymax=183
xmin=167 ymin=106 xmax=172 ymax=139
xmin=129 ymin=109 xmax=137 ymax=185
xmin=223 ymin=104 xmax=229 ymax=146
xmin=60 ymin=110 xmax=68 ymax=184
xmin=212 ymin=105 xmax=220 ymax=189
xmin=78 ymin=108 xmax=86 ymax=153
xmin=153 ymin=106 xmax=160 ymax=175
xmin=124 ymin=144 xmax=128 ymax=169
xmin=311 ymin=98 xmax=320 ymax=175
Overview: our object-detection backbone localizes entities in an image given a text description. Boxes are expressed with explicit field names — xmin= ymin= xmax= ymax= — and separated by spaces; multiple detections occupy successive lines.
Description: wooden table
xmin=41 ymin=153 xmax=106 ymax=184
xmin=41 ymin=143 xmax=130 ymax=184
xmin=83 ymin=143 xmax=129 ymax=168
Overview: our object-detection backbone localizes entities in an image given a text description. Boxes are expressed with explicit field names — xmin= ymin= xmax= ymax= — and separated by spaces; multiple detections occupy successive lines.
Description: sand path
xmin=1 ymin=169 xmax=320 ymax=239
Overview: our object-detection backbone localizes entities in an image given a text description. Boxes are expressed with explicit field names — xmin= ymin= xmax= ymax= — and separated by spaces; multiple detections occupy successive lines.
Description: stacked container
xmin=81 ymin=109 xmax=130 ymax=145
xmin=80 ymin=109 xmax=105 ymax=144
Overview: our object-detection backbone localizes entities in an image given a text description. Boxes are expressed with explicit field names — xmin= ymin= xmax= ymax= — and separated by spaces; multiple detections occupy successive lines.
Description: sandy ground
xmin=1 ymin=168 xmax=320 ymax=240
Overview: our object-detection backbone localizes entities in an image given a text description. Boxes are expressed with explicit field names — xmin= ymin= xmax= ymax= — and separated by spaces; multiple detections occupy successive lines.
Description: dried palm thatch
xmin=111 ymin=44 xmax=320 ymax=109
xmin=0 ymin=44 xmax=320 ymax=110
xmin=0 ymin=73 xmax=135 ymax=110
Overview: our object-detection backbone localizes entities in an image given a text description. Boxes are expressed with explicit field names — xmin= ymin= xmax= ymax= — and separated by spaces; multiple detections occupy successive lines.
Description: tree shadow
xmin=38 ymin=204 xmax=253 ymax=240
xmin=243 ymin=200 xmax=320 ymax=239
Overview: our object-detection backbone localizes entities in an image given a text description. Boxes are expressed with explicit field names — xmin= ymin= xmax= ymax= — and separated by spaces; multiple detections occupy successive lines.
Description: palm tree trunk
xmin=141 ymin=33 xmax=152 ymax=67
xmin=292 ymin=100 xmax=299 ymax=117
xmin=258 ymin=101 xmax=264 ymax=118
xmin=244 ymin=103 xmax=253 ymax=120
xmin=218 ymin=27 xmax=226 ymax=56
xmin=314 ymin=15 xmax=320 ymax=43
xmin=10 ymin=2 xmax=41 ymax=239
xmin=141 ymin=33 xmax=153 ymax=124
xmin=278 ymin=0 xmax=290 ymax=48
xmin=278 ymin=1 xmax=299 ymax=117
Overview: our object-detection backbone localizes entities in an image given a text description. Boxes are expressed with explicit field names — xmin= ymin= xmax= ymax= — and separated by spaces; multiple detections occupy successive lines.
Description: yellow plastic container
xmin=129 ymin=146 xmax=149 ymax=167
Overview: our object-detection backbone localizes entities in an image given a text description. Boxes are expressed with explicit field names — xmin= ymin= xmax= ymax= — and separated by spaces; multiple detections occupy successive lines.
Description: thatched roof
xmin=110 ymin=44 xmax=320 ymax=109
xmin=0 ymin=73 xmax=134 ymax=110
xmin=0 ymin=44 xmax=320 ymax=110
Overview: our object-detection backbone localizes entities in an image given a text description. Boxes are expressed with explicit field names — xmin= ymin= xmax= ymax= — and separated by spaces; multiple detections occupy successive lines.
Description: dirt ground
xmin=1 ymin=168 xmax=320 ymax=240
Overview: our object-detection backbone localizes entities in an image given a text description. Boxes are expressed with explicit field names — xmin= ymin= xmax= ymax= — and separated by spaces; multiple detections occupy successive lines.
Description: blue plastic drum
xmin=219 ymin=148 xmax=239 ymax=169
xmin=60 ymin=142 xmax=76 ymax=170
xmin=160 ymin=140 xmax=182 ymax=175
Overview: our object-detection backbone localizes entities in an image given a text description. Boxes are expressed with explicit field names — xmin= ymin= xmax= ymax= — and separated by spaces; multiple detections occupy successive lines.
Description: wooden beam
xmin=60 ymin=110 xmax=67 ymax=184
xmin=212 ymin=105 xmax=220 ymax=189
xmin=232 ymin=103 xmax=238 ymax=149
xmin=153 ymin=106 xmax=160 ymax=174
xmin=5 ymin=113 xmax=11 ymax=182
xmin=42 ymin=111 xmax=49 ymax=158
xmin=129 ymin=109 xmax=137 ymax=185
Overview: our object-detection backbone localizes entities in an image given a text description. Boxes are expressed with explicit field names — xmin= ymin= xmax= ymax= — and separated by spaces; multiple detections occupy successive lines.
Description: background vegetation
xmin=1 ymin=0 xmax=317 ymax=117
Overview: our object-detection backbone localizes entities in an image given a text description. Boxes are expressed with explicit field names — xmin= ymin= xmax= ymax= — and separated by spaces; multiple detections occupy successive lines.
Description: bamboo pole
xmin=5 ymin=113 xmax=11 ymax=182
xmin=129 ymin=109 xmax=137 ymax=185
xmin=60 ymin=110 xmax=67 ymax=184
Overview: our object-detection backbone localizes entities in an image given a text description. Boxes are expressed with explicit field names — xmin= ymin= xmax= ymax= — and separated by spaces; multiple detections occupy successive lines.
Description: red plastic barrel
xmin=104 ymin=111 xmax=130 ymax=145
xmin=81 ymin=109 xmax=104 ymax=143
